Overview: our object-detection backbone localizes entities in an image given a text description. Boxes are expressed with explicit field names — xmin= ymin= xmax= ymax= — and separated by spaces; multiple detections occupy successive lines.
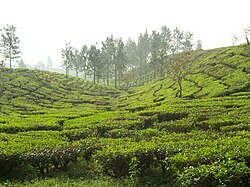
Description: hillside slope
xmin=0 ymin=44 xmax=250 ymax=186
xmin=119 ymin=44 xmax=250 ymax=111
xmin=0 ymin=68 xmax=119 ymax=113
xmin=0 ymin=69 xmax=120 ymax=133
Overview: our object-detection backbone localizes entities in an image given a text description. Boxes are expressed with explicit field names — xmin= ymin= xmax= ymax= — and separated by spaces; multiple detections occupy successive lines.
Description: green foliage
xmin=0 ymin=131 xmax=69 ymax=177
xmin=0 ymin=44 xmax=249 ymax=186
xmin=178 ymin=160 xmax=250 ymax=187
xmin=129 ymin=157 xmax=141 ymax=187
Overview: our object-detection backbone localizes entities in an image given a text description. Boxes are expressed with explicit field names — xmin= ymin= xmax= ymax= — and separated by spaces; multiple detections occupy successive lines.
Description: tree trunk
xmin=159 ymin=56 xmax=165 ymax=78
xmin=67 ymin=68 xmax=70 ymax=77
xmin=153 ymin=63 xmax=156 ymax=79
xmin=65 ymin=66 xmax=68 ymax=78
xmin=103 ymin=76 xmax=106 ymax=84
xmin=84 ymin=71 xmax=87 ymax=80
xmin=118 ymin=72 xmax=121 ymax=87
xmin=93 ymin=67 xmax=96 ymax=84
xmin=139 ymin=60 xmax=143 ymax=79
xmin=178 ymin=79 xmax=182 ymax=97
xmin=132 ymin=68 xmax=135 ymax=81
xmin=160 ymin=62 xmax=164 ymax=78
xmin=246 ymin=36 xmax=250 ymax=45
xmin=106 ymin=71 xmax=109 ymax=86
xmin=9 ymin=48 xmax=12 ymax=69
xmin=114 ymin=70 xmax=117 ymax=88
xmin=144 ymin=63 xmax=147 ymax=77
xmin=76 ymin=70 xmax=78 ymax=77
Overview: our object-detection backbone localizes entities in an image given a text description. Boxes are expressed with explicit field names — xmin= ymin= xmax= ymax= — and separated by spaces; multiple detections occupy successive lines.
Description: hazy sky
xmin=0 ymin=0 xmax=249 ymax=67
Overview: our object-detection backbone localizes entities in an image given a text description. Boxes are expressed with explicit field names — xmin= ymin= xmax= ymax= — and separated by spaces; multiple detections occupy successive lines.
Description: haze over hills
xmin=1 ymin=0 xmax=249 ymax=67
xmin=0 ymin=44 xmax=250 ymax=186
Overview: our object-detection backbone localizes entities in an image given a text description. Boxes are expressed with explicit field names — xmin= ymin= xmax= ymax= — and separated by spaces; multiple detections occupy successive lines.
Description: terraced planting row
xmin=0 ymin=88 xmax=249 ymax=186
xmin=0 ymin=44 xmax=250 ymax=186
xmin=120 ymin=45 xmax=250 ymax=111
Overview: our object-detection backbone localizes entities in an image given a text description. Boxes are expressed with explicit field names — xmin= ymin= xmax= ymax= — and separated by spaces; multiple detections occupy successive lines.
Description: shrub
xmin=177 ymin=160 xmax=250 ymax=187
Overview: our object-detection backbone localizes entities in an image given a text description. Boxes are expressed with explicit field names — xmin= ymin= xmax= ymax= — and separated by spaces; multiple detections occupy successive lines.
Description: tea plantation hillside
xmin=120 ymin=44 xmax=250 ymax=112
xmin=0 ymin=44 xmax=250 ymax=187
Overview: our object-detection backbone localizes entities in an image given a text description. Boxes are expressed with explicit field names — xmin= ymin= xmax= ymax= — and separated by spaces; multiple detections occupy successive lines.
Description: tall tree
xmin=61 ymin=42 xmax=74 ymax=77
xmin=101 ymin=35 xmax=116 ymax=85
xmin=0 ymin=25 xmax=21 ymax=69
xmin=124 ymin=38 xmax=138 ymax=69
xmin=158 ymin=26 xmax=172 ymax=78
xmin=244 ymin=27 xmax=250 ymax=45
xmin=72 ymin=49 xmax=82 ymax=77
xmin=47 ymin=56 xmax=53 ymax=69
xmin=150 ymin=30 xmax=161 ymax=79
xmin=171 ymin=27 xmax=184 ymax=54
xmin=231 ymin=35 xmax=238 ymax=46
xmin=79 ymin=45 xmax=88 ymax=80
xmin=182 ymin=31 xmax=193 ymax=51
xmin=96 ymin=55 xmax=105 ymax=83
xmin=17 ymin=59 xmax=27 ymax=68
xmin=124 ymin=38 xmax=138 ymax=82
xmin=137 ymin=30 xmax=150 ymax=78
xmin=87 ymin=45 xmax=101 ymax=84
xmin=36 ymin=61 xmax=46 ymax=70
xmin=196 ymin=40 xmax=203 ymax=50
xmin=149 ymin=26 xmax=172 ymax=79
xmin=0 ymin=28 xmax=2 ymax=67
xmin=114 ymin=38 xmax=127 ymax=87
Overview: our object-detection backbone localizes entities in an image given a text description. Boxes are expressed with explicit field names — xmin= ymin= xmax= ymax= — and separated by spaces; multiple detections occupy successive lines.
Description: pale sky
xmin=0 ymin=0 xmax=249 ymax=67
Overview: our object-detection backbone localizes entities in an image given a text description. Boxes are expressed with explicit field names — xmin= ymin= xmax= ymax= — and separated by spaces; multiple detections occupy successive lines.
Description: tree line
xmin=61 ymin=26 xmax=203 ymax=89
xmin=61 ymin=35 xmax=127 ymax=88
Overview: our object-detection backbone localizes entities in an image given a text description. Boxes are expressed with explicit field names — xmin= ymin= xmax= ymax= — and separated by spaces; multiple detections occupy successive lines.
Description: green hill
xmin=118 ymin=44 xmax=250 ymax=112
xmin=0 ymin=44 xmax=250 ymax=186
